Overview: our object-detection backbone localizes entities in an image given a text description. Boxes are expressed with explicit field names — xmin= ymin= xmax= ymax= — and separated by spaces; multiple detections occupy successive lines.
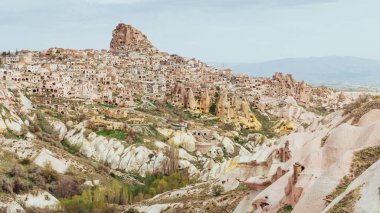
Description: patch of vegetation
xmin=233 ymin=136 xmax=245 ymax=145
xmin=299 ymin=103 xmax=329 ymax=116
xmin=251 ymin=108 xmax=278 ymax=138
xmin=321 ymin=134 xmax=330 ymax=147
xmin=0 ymin=104 xmax=10 ymax=113
xmin=36 ymin=111 xmax=55 ymax=134
xmin=110 ymin=172 xmax=124 ymax=181
xmin=136 ymin=102 xmax=195 ymax=123
xmin=45 ymin=110 xmax=64 ymax=120
xmin=342 ymin=95 xmax=380 ymax=123
xmin=0 ymin=156 xmax=82 ymax=199
xmin=133 ymin=96 xmax=142 ymax=105
xmin=143 ymin=126 xmax=166 ymax=142
xmin=211 ymin=184 xmax=224 ymax=196
xmin=125 ymin=208 xmax=142 ymax=213
xmin=83 ymin=129 xmax=92 ymax=139
xmin=301 ymin=122 xmax=311 ymax=130
xmin=96 ymin=129 xmax=126 ymax=141
xmin=343 ymin=95 xmax=371 ymax=116
xmin=235 ymin=184 xmax=249 ymax=191
xmin=29 ymin=111 xmax=60 ymax=146
xmin=61 ymin=139 xmax=80 ymax=155
xmin=96 ymin=102 xmax=116 ymax=108
xmin=326 ymin=146 xmax=380 ymax=201
xmin=349 ymin=101 xmax=380 ymax=124
xmin=327 ymin=187 xmax=361 ymax=213
xmin=220 ymin=123 xmax=236 ymax=131
xmin=19 ymin=158 xmax=32 ymax=165
xmin=59 ymin=185 xmax=118 ymax=213
xmin=239 ymin=128 xmax=254 ymax=137
xmin=277 ymin=204 xmax=293 ymax=213
xmin=213 ymin=156 xmax=224 ymax=163
xmin=209 ymin=103 xmax=216 ymax=115
xmin=3 ymin=130 xmax=21 ymax=139
xmin=52 ymin=174 xmax=83 ymax=199
xmin=202 ymin=117 xmax=219 ymax=126
xmin=126 ymin=171 xmax=195 ymax=203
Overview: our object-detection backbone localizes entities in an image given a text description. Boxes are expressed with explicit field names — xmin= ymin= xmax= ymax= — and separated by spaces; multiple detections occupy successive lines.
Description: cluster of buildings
xmin=0 ymin=23 xmax=337 ymax=129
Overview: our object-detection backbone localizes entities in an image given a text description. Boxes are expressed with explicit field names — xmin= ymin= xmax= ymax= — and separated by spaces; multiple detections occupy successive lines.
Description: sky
xmin=1 ymin=0 xmax=380 ymax=63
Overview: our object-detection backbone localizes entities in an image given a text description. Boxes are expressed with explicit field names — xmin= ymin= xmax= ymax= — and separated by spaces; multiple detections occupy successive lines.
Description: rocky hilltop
xmin=110 ymin=23 xmax=156 ymax=53
xmin=0 ymin=23 xmax=378 ymax=213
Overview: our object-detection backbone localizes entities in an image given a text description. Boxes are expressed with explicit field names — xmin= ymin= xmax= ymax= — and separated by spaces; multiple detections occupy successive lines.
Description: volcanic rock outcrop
xmin=269 ymin=72 xmax=311 ymax=104
xmin=110 ymin=23 xmax=156 ymax=53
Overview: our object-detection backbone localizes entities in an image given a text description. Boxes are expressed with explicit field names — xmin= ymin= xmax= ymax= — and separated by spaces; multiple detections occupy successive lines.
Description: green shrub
xmin=97 ymin=103 xmax=116 ymax=109
xmin=19 ymin=158 xmax=32 ymax=165
xmin=0 ymin=177 xmax=13 ymax=193
xmin=8 ymin=164 xmax=25 ymax=178
xmin=251 ymin=108 xmax=278 ymax=138
xmin=96 ymin=129 xmax=126 ymax=141
xmin=60 ymin=194 xmax=94 ymax=213
xmin=326 ymin=146 xmax=380 ymax=201
xmin=126 ymin=171 xmax=193 ymax=203
xmin=60 ymin=186 xmax=117 ymax=213
xmin=36 ymin=112 xmax=55 ymax=134
xmin=41 ymin=163 xmax=58 ymax=183
xmin=4 ymin=130 xmax=20 ymax=139
xmin=29 ymin=112 xmax=60 ymax=145
xmin=211 ymin=184 xmax=224 ymax=196
xmin=52 ymin=175 xmax=83 ymax=199
xmin=209 ymin=103 xmax=216 ymax=115
xmin=278 ymin=204 xmax=293 ymax=213
xmin=327 ymin=188 xmax=360 ymax=213
xmin=12 ymin=177 xmax=28 ymax=194
xmin=61 ymin=139 xmax=80 ymax=154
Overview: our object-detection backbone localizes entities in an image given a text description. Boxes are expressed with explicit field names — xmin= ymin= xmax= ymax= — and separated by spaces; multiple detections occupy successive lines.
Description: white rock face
xmin=221 ymin=137 xmax=235 ymax=155
xmin=17 ymin=191 xmax=59 ymax=210
xmin=234 ymin=109 xmax=380 ymax=213
xmin=284 ymin=96 xmax=298 ymax=106
xmin=178 ymin=148 xmax=196 ymax=161
xmin=4 ymin=118 xmax=23 ymax=135
xmin=51 ymin=120 xmax=67 ymax=141
xmin=154 ymin=141 xmax=169 ymax=149
xmin=0 ymin=201 xmax=25 ymax=213
xmin=357 ymin=109 xmax=380 ymax=126
xmin=156 ymin=128 xmax=175 ymax=137
xmin=137 ymin=204 xmax=173 ymax=213
xmin=0 ymin=138 xmax=38 ymax=159
xmin=322 ymin=159 xmax=380 ymax=213
xmin=34 ymin=148 xmax=70 ymax=174
xmin=0 ymin=105 xmax=25 ymax=135
xmin=200 ymin=158 xmax=231 ymax=181
xmin=65 ymin=123 xmax=169 ymax=176
xmin=207 ymin=146 xmax=224 ymax=159
xmin=83 ymin=180 xmax=100 ymax=187
xmin=187 ymin=164 xmax=201 ymax=177
xmin=167 ymin=131 xmax=196 ymax=152
xmin=19 ymin=94 xmax=33 ymax=113
xmin=267 ymin=96 xmax=320 ymax=128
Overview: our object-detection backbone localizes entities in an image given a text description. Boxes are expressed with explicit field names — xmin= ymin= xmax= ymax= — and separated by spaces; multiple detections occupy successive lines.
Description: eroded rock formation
xmin=269 ymin=72 xmax=311 ymax=104
xmin=110 ymin=23 xmax=156 ymax=53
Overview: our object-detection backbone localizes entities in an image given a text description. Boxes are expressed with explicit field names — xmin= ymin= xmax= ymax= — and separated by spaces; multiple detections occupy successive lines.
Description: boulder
xmin=221 ymin=137 xmax=235 ymax=155
xmin=168 ymin=131 xmax=196 ymax=152
xmin=34 ymin=148 xmax=70 ymax=174
xmin=17 ymin=191 xmax=59 ymax=210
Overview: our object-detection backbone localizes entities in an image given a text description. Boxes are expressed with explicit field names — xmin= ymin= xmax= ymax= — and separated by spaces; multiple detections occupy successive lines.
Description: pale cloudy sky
xmin=1 ymin=0 xmax=379 ymax=63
